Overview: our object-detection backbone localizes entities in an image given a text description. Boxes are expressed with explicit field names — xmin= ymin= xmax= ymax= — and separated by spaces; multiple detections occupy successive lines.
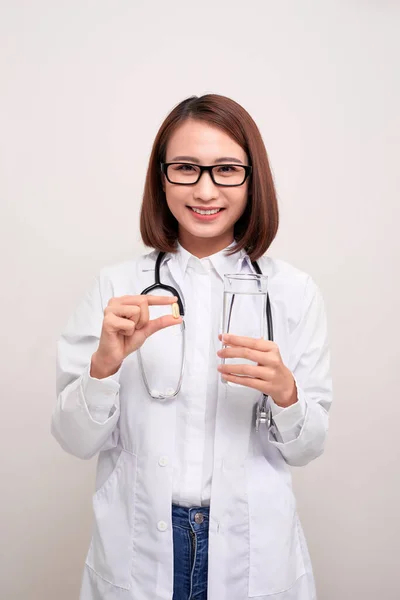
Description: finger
xmin=220 ymin=334 xmax=277 ymax=352
xmin=111 ymin=295 xmax=178 ymax=306
xmin=218 ymin=362 xmax=263 ymax=378
xmin=146 ymin=295 xmax=178 ymax=306
xmin=105 ymin=313 xmax=136 ymax=336
xmin=142 ymin=314 xmax=183 ymax=338
xmin=105 ymin=304 xmax=141 ymax=322
xmin=132 ymin=297 xmax=149 ymax=331
xmin=220 ymin=372 xmax=267 ymax=393
xmin=217 ymin=346 xmax=268 ymax=365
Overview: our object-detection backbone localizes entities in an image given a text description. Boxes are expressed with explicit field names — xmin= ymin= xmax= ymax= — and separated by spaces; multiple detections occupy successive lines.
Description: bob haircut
xmin=140 ymin=94 xmax=279 ymax=261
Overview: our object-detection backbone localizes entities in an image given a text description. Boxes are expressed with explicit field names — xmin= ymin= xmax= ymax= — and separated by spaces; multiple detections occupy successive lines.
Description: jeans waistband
xmin=172 ymin=504 xmax=210 ymax=532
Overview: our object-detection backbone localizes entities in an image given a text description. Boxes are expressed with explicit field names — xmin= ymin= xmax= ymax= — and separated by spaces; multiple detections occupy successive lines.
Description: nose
xmin=193 ymin=170 xmax=219 ymax=202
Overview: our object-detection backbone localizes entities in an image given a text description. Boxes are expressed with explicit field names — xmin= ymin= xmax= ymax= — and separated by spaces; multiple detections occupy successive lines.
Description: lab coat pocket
xmin=86 ymin=450 xmax=136 ymax=590
xmin=247 ymin=457 xmax=305 ymax=597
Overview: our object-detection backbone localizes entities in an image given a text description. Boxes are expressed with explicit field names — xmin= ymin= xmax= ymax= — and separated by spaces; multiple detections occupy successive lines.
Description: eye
xmin=172 ymin=163 xmax=196 ymax=172
xmin=215 ymin=165 xmax=242 ymax=175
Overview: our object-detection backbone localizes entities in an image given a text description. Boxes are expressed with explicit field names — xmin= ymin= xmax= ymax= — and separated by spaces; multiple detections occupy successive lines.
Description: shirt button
xmin=158 ymin=456 xmax=168 ymax=467
xmin=157 ymin=520 xmax=168 ymax=532
xmin=194 ymin=512 xmax=204 ymax=524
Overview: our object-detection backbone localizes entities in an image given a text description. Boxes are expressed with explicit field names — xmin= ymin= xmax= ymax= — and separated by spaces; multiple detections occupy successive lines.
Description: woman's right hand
xmin=90 ymin=295 xmax=182 ymax=379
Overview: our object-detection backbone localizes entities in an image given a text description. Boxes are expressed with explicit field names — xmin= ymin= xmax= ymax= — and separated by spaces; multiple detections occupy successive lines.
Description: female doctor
xmin=52 ymin=94 xmax=332 ymax=600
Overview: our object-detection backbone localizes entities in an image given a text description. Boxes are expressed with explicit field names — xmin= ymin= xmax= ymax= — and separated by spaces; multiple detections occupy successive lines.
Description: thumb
xmin=142 ymin=314 xmax=183 ymax=339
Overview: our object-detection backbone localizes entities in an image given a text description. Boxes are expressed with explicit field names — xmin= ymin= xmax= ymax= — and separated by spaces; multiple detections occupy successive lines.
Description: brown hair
xmin=140 ymin=94 xmax=279 ymax=261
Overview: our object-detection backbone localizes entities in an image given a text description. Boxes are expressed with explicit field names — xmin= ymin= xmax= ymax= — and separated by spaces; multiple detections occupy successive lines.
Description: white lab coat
xmin=52 ymin=250 xmax=332 ymax=600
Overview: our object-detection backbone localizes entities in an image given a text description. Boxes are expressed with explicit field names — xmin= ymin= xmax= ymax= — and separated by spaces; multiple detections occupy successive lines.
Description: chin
xmin=188 ymin=226 xmax=229 ymax=239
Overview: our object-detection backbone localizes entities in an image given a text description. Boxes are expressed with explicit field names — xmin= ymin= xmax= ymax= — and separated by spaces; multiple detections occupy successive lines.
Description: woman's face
xmin=163 ymin=119 xmax=249 ymax=257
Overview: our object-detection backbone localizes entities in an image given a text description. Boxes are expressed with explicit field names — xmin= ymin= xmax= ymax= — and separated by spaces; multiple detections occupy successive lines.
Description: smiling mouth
xmin=189 ymin=207 xmax=224 ymax=215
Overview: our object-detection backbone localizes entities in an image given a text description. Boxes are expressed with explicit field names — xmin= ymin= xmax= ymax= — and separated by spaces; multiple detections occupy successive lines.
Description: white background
xmin=1 ymin=1 xmax=399 ymax=598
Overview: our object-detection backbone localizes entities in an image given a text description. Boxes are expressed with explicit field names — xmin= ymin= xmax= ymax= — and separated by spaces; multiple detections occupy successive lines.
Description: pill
xmin=172 ymin=303 xmax=180 ymax=319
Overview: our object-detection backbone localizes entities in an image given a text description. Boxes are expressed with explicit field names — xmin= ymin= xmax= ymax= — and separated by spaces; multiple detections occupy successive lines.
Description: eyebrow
xmin=170 ymin=155 xmax=245 ymax=164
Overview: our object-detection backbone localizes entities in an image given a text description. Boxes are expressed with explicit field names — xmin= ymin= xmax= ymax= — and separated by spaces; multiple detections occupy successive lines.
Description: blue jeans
xmin=172 ymin=504 xmax=209 ymax=600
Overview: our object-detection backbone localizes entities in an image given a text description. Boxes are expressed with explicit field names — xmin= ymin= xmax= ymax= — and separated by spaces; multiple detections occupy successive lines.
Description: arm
xmin=52 ymin=274 xmax=180 ymax=460
xmin=218 ymin=277 xmax=332 ymax=467
xmin=266 ymin=278 xmax=332 ymax=466
xmin=51 ymin=276 xmax=121 ymax=460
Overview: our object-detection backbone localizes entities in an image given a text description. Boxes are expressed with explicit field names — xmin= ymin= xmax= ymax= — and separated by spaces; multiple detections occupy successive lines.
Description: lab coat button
xmin=157 ymin=520 xmax=168 ymax=532
xmin=194 ymin=512 xmax=204 ymax=524
xmin=158 ymin=456 xmax=168 ymax=467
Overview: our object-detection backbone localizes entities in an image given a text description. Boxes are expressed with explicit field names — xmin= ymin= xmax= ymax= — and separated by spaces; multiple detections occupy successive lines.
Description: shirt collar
xmin=172 ymin=242 xmax=250 ymax=281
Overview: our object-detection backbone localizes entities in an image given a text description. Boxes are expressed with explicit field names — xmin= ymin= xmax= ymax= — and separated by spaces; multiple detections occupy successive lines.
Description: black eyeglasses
xmin=161 ymin=162 xmax=252 ymax=187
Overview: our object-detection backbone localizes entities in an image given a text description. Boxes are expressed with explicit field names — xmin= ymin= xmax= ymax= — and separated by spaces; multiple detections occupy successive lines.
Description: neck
xmin=178 ymin=231 xmax=234 ymax=259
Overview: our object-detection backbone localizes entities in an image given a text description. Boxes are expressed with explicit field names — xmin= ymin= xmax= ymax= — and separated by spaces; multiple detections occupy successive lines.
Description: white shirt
xmin=171 ymin=244 xmax=232 ymax=506
xmin=170 ymin=244 xmax=306 ymax=507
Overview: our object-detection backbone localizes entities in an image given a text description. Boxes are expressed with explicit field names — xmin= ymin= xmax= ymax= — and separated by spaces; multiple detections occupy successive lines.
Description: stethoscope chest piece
xmin=255 ymin=395 xmax=271 ymax=432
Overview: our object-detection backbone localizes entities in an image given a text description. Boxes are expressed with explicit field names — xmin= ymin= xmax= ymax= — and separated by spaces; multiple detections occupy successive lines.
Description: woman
xmin=52 ymin=94 xmax=332 ymax=600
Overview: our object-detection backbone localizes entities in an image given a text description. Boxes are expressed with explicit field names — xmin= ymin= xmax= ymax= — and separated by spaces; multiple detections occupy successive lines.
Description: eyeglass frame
xmin=160 ymin=162 xmax=252 ymax=187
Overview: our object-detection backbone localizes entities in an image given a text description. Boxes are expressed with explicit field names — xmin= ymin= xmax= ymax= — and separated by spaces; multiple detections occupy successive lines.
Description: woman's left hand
xmin=217 ymin=334 xmax=298 ymax=408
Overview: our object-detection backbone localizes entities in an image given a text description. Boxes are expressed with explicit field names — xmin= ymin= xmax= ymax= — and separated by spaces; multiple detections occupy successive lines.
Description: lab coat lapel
xmin=213 ymin=253 xmax=260 ymax=468
xmin=165 ymin=255 xmax=186 ymax=305
xmin=208 ymin=253 xmax=259 ymax=600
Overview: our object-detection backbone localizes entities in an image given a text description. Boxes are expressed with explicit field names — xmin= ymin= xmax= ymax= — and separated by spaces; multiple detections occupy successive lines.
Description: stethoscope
xmin=138 ymin=251 xmax=274 ymax=431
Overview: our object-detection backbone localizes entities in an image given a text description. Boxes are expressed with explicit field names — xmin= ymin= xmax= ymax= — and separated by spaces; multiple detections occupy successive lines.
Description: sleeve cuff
xmin=269 ymin=392 xmax=306 ymax=433
xmin=80 ymin=363 xmax=121 ymax=416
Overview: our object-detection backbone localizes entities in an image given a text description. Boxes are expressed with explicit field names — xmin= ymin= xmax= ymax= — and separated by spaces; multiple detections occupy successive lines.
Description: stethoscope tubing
xmin=138 ymin=252 xmax=273 ymax=428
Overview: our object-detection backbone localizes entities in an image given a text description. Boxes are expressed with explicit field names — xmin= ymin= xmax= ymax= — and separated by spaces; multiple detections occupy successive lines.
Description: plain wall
xmin=1 ymin=1 xmax=399 ymax=598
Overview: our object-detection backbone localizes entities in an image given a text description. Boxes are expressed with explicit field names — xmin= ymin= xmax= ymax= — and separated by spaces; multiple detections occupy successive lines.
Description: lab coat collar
xmin=140 ymin=246 xmax=267 ymax=282
xmin=171 ymin=241 xmax=249 ymax=282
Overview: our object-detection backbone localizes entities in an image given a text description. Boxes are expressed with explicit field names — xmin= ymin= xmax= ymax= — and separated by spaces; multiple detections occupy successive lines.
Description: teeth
xmin=191 ymin=208 xmax=221 ymax=215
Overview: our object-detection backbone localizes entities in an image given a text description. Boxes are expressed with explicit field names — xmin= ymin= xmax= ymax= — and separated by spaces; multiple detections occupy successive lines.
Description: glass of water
xmin=221 ymin=273 xmax=268 ymax=384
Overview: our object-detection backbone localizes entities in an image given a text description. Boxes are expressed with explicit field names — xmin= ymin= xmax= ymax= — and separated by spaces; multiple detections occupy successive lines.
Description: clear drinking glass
xmin=221 ymin=273 xmax=268 ymax=385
